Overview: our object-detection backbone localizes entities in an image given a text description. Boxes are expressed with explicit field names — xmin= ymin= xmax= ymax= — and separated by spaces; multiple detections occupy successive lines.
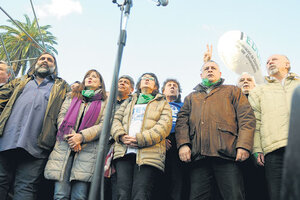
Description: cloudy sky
xmin=1 ymin=0 xmax=300 ymax=97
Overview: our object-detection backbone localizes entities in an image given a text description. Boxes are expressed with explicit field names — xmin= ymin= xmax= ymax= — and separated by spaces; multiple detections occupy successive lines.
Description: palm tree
xmin=0 ymin=14 xmax=57 ymax=76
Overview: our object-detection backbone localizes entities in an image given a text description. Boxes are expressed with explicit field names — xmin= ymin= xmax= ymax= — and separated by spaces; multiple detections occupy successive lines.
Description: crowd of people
xmin=0 ymin=45 xmax=299 ymax=200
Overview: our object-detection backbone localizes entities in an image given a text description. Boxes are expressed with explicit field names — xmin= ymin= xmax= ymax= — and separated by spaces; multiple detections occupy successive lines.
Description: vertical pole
xmin=88 ymin=1 xmax=132 ymax=200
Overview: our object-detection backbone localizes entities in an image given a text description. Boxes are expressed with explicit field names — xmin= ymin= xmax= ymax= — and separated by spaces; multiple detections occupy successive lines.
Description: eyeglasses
xmin=141 ymin=76 xmax=155 ymax=81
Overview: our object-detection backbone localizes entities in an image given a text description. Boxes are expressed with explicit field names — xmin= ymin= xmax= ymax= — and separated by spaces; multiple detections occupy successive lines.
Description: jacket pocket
xmin=217 ymin=123 xmax=237 ymax=158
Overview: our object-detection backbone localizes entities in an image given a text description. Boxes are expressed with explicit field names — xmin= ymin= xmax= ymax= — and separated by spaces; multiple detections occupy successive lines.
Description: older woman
xmin=44 ymin=69 xmax=107 ymax=199
xmin=111 ymin=72 xmax=172 ymax=200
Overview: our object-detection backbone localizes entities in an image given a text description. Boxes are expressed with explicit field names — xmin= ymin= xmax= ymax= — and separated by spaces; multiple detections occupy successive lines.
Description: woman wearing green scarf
xmin=44 ymin=69 xmax=108 ymax=199
xmin=111 ymin=73 xmax=172 ymax=200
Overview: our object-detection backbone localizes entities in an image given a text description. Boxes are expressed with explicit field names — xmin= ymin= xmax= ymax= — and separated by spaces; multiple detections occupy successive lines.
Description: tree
xmin=0 ymin=14 xmax=57 ymax=76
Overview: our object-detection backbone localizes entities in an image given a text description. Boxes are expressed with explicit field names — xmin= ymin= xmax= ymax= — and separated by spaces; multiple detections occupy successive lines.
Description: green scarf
xmin=202 ymin=78 xmax=221 ymax=87
xmin=136 ymin=93 xmax=154 ymax=104
xmin=82 ymin=90 xmax=95 ymax=98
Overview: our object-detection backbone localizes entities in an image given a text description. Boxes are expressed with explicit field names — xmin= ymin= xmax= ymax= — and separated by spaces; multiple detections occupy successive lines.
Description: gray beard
xmin=242 ymin=88 xmax=250 ymax=95
xmin=268 ymin=68 xmax=279 ymax=76
xmin=35 ymin=64 xmax=54 ymax=78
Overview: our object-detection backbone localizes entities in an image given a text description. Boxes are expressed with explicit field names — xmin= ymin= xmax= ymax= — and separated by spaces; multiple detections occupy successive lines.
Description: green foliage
xmin=0 ymin=14 xmax=57 ymax=76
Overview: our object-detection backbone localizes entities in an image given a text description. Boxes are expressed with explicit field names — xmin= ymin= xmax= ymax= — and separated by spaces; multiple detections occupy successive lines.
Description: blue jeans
xmin=54 ymin=152 xmax=90 ymax=200
xmin=0 ymin=149 xmax=47 ymax=200
xmin=54 ymin=180 xmax=90 ymax=200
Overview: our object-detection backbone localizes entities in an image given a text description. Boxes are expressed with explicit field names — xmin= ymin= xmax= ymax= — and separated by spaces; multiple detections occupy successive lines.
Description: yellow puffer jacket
xmin=248 ymin=73 xmax=300 ymax=155
xmin=111 ymin=93 xmax=172 ymax=171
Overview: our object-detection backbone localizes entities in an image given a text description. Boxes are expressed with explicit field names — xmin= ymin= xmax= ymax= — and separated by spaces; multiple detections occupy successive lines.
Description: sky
xmin=1 ymin=0 xmax=300 ymax=98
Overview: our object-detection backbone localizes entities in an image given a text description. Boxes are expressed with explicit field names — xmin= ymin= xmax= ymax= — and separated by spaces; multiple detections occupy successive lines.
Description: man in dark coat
xmin=175 ymin=60 xmax=256 ymax=200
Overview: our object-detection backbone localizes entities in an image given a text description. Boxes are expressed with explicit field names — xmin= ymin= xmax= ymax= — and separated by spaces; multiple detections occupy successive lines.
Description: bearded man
xmin=0 ymin=52 xmax=69 ymax=200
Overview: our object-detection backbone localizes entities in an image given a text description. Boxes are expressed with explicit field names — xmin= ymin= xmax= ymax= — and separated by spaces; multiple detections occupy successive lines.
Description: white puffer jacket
xmin=44 ymin=91 xmax=107 ymax=182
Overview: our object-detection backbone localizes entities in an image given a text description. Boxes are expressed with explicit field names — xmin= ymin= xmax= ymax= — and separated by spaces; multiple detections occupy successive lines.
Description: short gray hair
xmin=237 ymin=72 xmax=256 ymax=85
xmin=0 ymin=60 xmax=11 ymax=73
xmin=119 ymin=75 xmax=135 ymax=89
xmin=201 ymin=60 xmax=219 ymax=72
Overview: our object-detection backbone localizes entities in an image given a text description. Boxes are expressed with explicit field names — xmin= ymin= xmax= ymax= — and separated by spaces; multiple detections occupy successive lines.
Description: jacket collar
xmin=265 ymin=72 xmax=300 ymax=83
xmin=193 ymin=78 xmax=225 ymax=92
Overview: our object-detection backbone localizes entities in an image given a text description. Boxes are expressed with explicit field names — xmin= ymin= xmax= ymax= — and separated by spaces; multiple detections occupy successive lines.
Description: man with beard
xmin=176 ymin=60 xmax=255 ymax=200
xmin=236 ymin=72 xmax=269 ymax=200
xmin=0 ymin=52 xmax=69 ymax=200
xmin=237 ymin=72 xmax=256 ymax=97
xmin=248 ymin=54 xmax=300 ymax=200
xmin=0 ymin=61 xmax=11 ymax=88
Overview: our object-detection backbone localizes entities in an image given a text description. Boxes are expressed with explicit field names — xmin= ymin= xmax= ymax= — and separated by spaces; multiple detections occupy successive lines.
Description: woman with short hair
xmin=111 ymin=72 xmax=172 ymax=200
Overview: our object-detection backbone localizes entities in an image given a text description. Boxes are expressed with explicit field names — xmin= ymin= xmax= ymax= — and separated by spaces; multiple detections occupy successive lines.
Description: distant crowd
xmin=0 ymin=44 xmax=299 ymax=200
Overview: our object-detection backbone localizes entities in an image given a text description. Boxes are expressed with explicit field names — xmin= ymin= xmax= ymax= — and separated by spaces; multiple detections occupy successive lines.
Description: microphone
xmin=151 ymin=0 xmax=169 ymax=6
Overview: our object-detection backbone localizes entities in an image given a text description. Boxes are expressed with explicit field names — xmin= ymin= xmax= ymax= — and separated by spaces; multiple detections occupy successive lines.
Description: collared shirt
xmin=0 ymin=75 xmax=54 ymax=158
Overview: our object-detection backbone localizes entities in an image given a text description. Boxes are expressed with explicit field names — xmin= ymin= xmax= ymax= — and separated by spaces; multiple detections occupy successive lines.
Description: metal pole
xmin=0 ymin=33 xmax=15 ymax=79
xmin=30 ymin=0 xmax=45 ymax=48
xmin=88 ymin=1 xmax=132 ymax=199
xmin=10 ymin=57 xmax=38 ymax=63
xmin=0 ymin=6 xmax=46 ymax=52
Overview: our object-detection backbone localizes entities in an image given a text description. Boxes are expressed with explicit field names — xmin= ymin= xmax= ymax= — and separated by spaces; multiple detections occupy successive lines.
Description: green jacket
xmin=0 ymin=74 xmax=69 ymax=151
xmin=248 ymin=73 xmax=300 ymax=155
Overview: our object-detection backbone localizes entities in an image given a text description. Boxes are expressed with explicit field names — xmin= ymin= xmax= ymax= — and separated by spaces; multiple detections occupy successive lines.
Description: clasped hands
xmin=65 ymin=132 xmax=83 ymax=152
xmin=120 ymin=135 xmax=138 ymax=148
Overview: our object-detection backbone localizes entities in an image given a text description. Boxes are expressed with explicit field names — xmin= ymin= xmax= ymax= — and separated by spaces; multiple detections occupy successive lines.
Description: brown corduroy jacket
xmin=175 ymin=80 xmax=256 ymax=161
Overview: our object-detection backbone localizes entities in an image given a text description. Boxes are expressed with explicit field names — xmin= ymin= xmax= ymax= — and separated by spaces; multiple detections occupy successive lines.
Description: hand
xmin=166 ymin=139 xmax=172 ymax=151
xmin=120 ymin=135 xmax=138 ymax=148
xmin=203 ymin=44 xmax=213 ymax=62
xmin=72 ymin=144 xmax=82 ymax=152
xmin=235 ymin=148 xmax=250 ymax=162
xmin=256 ymin=153 xmax=265 ymax=166
xmin=179 ymin=145 xmax=191 ymax=162
xmin=67 ymin=133 xmax=83 ymax=149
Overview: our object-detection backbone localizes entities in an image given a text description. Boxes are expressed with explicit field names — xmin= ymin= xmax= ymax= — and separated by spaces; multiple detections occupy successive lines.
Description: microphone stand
xmin=88 ymin=0 xmax=132 ymax=199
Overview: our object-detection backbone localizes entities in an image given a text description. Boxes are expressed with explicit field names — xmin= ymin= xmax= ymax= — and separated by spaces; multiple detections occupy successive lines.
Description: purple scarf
xmin=56 ymin=93 xmax=102 ymax=141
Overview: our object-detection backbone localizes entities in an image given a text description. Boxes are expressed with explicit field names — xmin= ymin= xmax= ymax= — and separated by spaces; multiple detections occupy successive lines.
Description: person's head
xmin=0 ymin=61 xmax=11 ymax=84
xmin=72 ymin=69 xmax=107 ymax=100
xmin=266 ymin=54 xmax=290 ymax=77
xmin=32 ymin=52 xmax=57 ymax=78
xmin=162 ymin=79 xmax=182 ymax=102
xmin=135 ymin=73 xmax=159 ymax=96
xmin=201 ymin=60 xmax=222 ymax=83
xmin=237 ymin=72 xmax=256 ymax=95
xmin=71 ymin=81 xmax=81 ymax=91
xmin=118 ymin=75 xmax=134 ymax=99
